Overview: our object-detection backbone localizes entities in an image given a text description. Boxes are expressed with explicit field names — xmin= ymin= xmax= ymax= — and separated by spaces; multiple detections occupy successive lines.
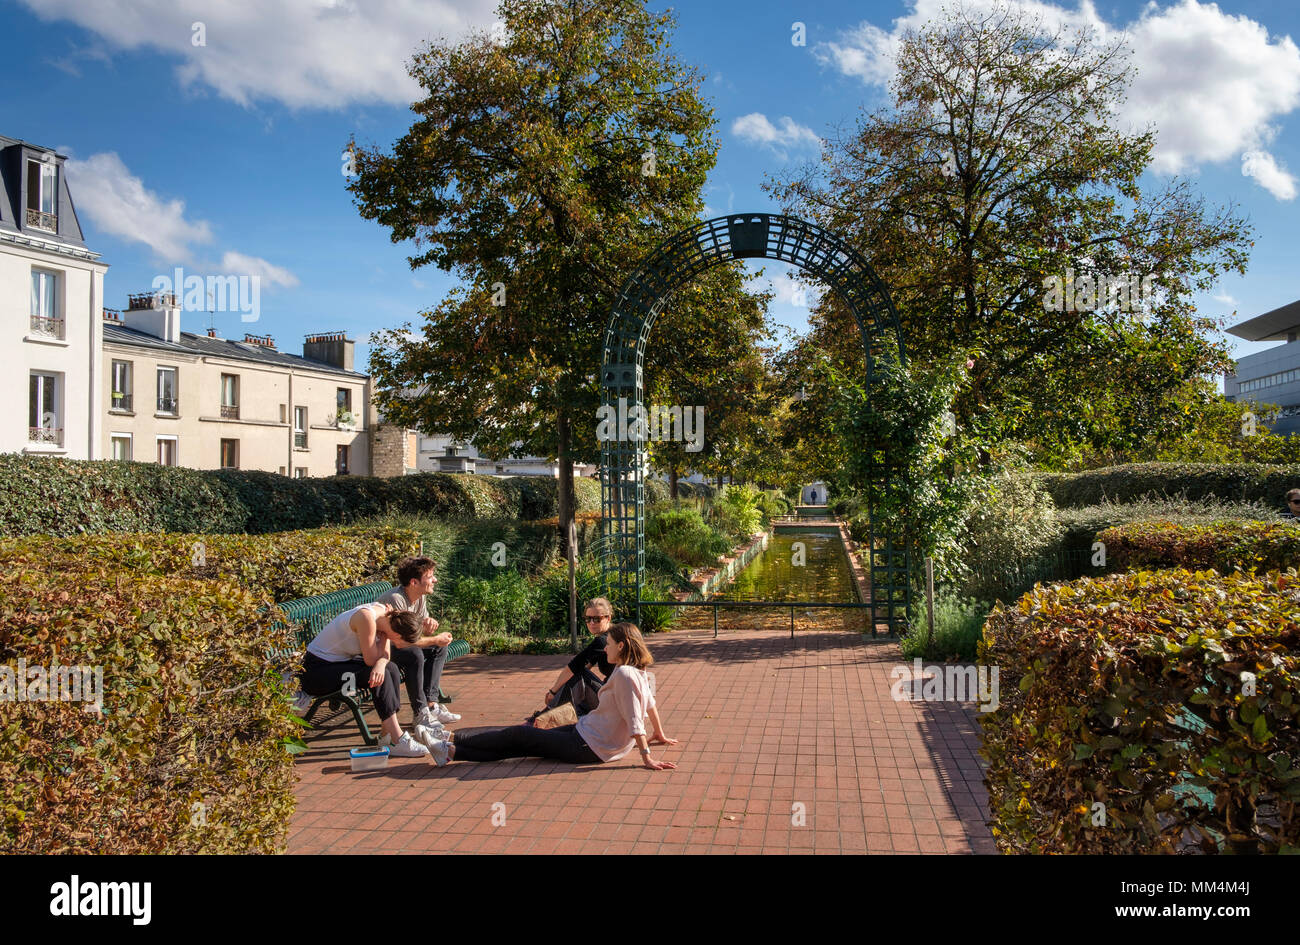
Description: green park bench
xmin=272 ymin=580 xmax=470 ymax=746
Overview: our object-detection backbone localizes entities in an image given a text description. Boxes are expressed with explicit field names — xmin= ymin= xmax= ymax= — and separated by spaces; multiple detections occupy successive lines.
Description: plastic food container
xmin=350 ymin=746 xmax=390 ymax=772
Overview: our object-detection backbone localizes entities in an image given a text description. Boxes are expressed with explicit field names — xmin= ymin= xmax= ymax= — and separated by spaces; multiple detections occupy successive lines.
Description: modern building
xmin=102 ymin=294 xmax=373 ymax=475
xmin=1226 ymin=300 xmax=1300 ymax=437
xmin=2 ymin=135 xmax=110 ymax=459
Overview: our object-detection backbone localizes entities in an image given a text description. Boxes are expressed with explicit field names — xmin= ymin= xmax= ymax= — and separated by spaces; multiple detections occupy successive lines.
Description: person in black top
xmin=540 ymin=597 xmax=614 ymax=712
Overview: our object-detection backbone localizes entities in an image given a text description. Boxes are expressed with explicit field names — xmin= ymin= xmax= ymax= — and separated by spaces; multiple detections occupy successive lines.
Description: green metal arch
xmin=599 ymin=212 xmax=910 ymax=634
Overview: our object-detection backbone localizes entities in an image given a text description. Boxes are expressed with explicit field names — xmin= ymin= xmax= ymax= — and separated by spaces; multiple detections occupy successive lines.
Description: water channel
xmin=714 ymin=527 xmax=857 ymax=603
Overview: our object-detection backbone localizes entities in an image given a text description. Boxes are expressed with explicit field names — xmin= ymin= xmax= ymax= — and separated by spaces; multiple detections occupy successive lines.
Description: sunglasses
xmin=584 ymin=615 xmax=609 ymax=623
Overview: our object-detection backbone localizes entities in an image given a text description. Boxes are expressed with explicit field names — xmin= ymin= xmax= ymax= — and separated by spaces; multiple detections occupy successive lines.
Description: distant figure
xmin=1284 ymin=488 xmax=1300 ymax=520
xmin=811 ymin=489 xmax=818 ymax=504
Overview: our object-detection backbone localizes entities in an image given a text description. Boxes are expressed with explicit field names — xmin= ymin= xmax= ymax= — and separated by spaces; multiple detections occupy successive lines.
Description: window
xmin=30 ymin=270 xmax=62 ymax=338
xmin=279 ymin=403 xmax=287 ymax=423
xmin=293 ymin=406 xmax=307 ymax=448
xmin=28 ymin=372 xmax=61 ymax=446
xmin=111 ymin=434 xmax=132 ymax=461
xmin=111 ymin=360 xmax=133 ymax=411
xmin=157 ymin=367 xmax=178 ymax=415
xmin=220 ymin=374 xmax=239 ymax=419
xmin=278 ymin=466 xmax=286 ymax=476
xmin=336 ymin=445 xmax=350 ymax=475
xmin=157 ymin=437 xmax=178 ymax=466
xmin=294 ymin=467 xmax=308 ymax=479
xmin=220 ymin=439 xmax=239 ymax=469
xmin=25 ymin=159 xmax=58 ymax=231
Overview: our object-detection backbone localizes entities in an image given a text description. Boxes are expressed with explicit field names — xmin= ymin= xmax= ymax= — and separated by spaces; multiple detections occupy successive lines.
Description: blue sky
xmin=2 ymin=0 xmax=1298 ymax=372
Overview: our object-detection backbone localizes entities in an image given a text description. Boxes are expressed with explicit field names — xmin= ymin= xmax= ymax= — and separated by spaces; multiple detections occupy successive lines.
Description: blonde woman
xmin=540 ymin=596 xmax=615 ymax=712
xmin=427 ymin=623 xmax=678 ymax=770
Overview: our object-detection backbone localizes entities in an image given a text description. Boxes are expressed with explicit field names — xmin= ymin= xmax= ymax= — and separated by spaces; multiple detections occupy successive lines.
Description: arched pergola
xmin=600 ymin=213 xmax=910 ymax=634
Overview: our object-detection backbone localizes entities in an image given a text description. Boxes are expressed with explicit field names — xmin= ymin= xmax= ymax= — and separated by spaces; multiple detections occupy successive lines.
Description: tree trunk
xmin=669 ymin=465 xmax=679 ymax=499
xmin=557 ymin=408 xmax=576 ymax=561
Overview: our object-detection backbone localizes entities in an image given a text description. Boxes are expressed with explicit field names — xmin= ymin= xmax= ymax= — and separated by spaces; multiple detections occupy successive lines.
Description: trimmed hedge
xmin=0 ymin=566 xmax=299 ymax=854
xmin=0 ymin=526 xmax=420 ymax=603
xmin=1035 ymin=462 xmax=1300 ymax=509
xmin=0 ymin=454 xmax=603 ymax=537
xmin=980 ymin=568 xmax=1300 ymax=854
xmin=1098 ymin=521 xmax=1300 ymax=574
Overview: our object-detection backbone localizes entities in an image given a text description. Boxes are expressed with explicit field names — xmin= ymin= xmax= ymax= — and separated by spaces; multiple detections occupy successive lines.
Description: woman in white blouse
xmin=426 ymin=623 xmax=678 ymax=770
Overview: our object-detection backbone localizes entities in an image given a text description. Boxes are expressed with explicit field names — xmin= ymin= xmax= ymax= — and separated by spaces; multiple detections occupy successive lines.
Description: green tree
xmin=770 ymin=3 xmax=1252 ymax=464
xmin=352 ymin=0 xmax=716 ymax=552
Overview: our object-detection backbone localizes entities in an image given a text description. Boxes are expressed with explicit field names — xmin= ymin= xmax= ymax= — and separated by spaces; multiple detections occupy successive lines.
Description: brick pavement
xmin=289 ymin=607 xmax=996 ymax=854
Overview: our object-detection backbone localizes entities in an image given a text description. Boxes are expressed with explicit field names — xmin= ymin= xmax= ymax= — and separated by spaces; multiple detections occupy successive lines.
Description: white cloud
xmin=731 ymin=113 xmax=822 ymax=158
xmin=18 ymin=0 xmax=498 ymax=108
xmin=1213 ymin=290 xmax=1238 ymax=307
xmin=64 ymin=151 xmax=213 ymax=260
xmin=744 ymin=270 xmax=824 ymax=309
xmin=219 ymin=251 xmax=300 ymax=288
xmin=1241 ymin=149 xmax=1298 ymax=200
xmin=812 ymin=0 xmax=1300 ymax=200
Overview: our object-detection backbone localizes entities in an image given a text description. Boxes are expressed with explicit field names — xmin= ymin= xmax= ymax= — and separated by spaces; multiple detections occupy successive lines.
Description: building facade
xmin=102 ymin=296 xmax=372 ymax=475
xmin=415 ymin=433 xmax=599 ymax=478
xmin=1226 ymin=300 xmax=1300 ymax=437
xmin=1 ymin=135 xmax=109 ymax=460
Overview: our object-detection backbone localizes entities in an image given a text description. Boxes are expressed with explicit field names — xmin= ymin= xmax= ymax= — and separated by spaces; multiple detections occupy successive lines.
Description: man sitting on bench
xmin=379 ymin=556 xmax=461 ymax=736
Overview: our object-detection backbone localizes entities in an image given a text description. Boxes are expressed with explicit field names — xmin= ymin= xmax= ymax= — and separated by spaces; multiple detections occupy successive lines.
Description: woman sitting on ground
xmin=539 ymin=596 xmax=615 ymax=714
xmin=300 ymin=601 xmax=431 ymax=757
xmin=425 ymin=622 xmax=678 ymax=770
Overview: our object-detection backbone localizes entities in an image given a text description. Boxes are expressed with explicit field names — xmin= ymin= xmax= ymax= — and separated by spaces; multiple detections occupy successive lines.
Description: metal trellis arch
xmin=599 ymin=212 xmax=910 ymax=635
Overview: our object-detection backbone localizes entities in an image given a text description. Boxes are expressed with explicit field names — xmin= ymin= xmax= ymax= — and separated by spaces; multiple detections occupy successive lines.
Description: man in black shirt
xmin=541 ymin=597 xmax=614 ymax=711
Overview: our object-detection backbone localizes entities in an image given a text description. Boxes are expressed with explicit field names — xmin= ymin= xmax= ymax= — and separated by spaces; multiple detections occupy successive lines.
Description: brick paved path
xmin=289 ymin=608 xmax=996 ymax=854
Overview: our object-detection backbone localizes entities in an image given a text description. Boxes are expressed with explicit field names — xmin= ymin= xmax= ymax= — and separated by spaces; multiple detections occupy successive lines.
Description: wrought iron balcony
xmin=220 ymin=404 xmax=240 ymax=419
xmin=26 ymin=208 xmax=57 ymax=232
xmin=157 ymin=396 xmax=178 ymax=415
xmin=110 ymin=392 xmax=133 ymax=412
xmin=294 ymin=432 xmax=307 ymax=449
xmin=28 ymin=426 xmax=63 ymax=446
xmin=29 ymin=314 xmax=64 ymax=338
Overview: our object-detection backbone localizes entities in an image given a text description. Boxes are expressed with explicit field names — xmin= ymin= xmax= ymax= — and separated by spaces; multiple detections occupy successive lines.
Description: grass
xmin=901 ymin=590 xmax=992 ymax=662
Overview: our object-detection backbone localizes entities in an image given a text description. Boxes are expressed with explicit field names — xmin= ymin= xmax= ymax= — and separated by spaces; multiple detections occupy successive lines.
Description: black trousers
xmin=389 ymin=644 xmax=448 ymax=711
xmin=301 ymin=651 xmax=401 ymax=722
xmin=452 ymin=724 xmax=601 ymax=764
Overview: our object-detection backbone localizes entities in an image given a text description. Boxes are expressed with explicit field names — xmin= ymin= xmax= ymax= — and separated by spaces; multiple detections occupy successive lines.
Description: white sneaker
xmin=430 ymin=702 xmax=461 ymax=724
xmin=412 ymin=723 xmax=445 ymax=750
xmin=387 ymin=732 xmax=431 ymax=759
xmin=427 ymin=737 xmax=452 ymax=766
xmin=415 ymin=706 xmax=449 ymax=731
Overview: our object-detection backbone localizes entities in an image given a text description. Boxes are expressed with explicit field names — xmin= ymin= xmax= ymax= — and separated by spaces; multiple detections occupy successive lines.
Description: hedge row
xmin=980 ymin=568 xmax=1300 ymax=854
xmin=0 ymin=526 xmax=420 ymax=603
xmin=0 ymin=454 xmax=602 ymax=537
xmin=1097 ymin=521 xmax=1300 ymax=574
xmin=0 ymin=565 xmax=299 ymax=854
xmin=1035 ymin=462 xmax=1300 ymax=509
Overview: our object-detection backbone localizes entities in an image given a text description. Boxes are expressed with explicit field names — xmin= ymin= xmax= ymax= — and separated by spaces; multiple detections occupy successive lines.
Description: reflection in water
xmin=714 ymin=529 xmax=856 ymax=602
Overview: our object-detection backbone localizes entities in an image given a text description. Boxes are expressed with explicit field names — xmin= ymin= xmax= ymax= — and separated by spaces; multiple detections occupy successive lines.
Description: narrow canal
xmin=714 ymin=528 xmax=857 ymax=603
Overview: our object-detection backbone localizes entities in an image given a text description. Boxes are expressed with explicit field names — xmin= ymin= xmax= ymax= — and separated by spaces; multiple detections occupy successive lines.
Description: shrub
xmin=1052 ymin=494 xmax=1283 ymax=558
xmin=1098 ymin=520 xmax=1300 ymax=573
xmin=0 ymin=453 xmax=604 ymax=537
xmin=448 ymin=570 xmax=536 ymax=634
xmin=980 ymin=568 xmax=1300 ymax=854
xmin=646 ymin=506 xmax=729 ymax=569
xmin=0 ymin=526 xmax=420 ymax=603
xmin=1035 ymin=462 xmax=1300 ymax=510
xmin=0 ymin=566 xmax=299 ymax=853
xmin=952 ymin=469 xmax=1062 ymax=601
xmin=901 ymin=590 xmax=992 ymax=661
xmin=710 ymin=484 xmax=764 ymax=541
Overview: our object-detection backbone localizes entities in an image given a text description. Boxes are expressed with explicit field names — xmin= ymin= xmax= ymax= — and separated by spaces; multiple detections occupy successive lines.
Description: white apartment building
xmin=102 ymin=295 xmax=374 ymax=476
xmin=1 ymin=135 xmax=109 ymax=459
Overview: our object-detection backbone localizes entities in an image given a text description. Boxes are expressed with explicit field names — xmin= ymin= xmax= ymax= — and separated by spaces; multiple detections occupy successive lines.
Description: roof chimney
xmin=122 ymin=291 xmax=181 ymax=343
xmin=242 ymin=333 xmax=275 ymax=348
xmin=207 ymin=328 xmax=218 ymax=338
xmin=303 ymin=331 xmax=355 ymax=371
